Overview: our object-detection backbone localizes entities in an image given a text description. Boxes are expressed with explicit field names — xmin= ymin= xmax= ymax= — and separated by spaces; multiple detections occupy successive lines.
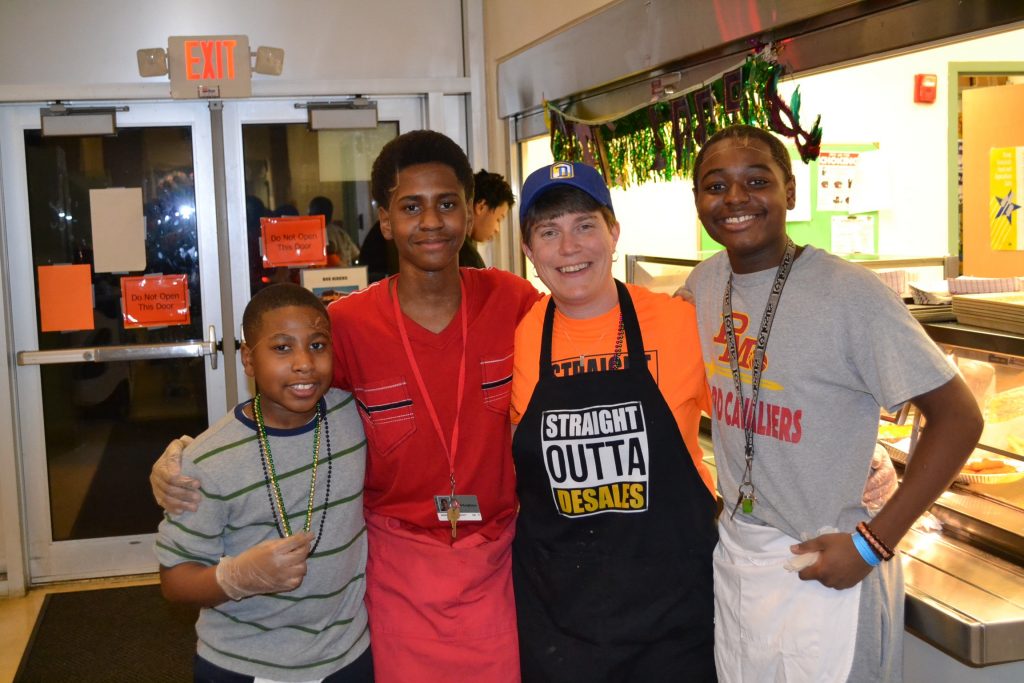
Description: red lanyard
xmin=390 ymin=275 xmax=468 ymax=495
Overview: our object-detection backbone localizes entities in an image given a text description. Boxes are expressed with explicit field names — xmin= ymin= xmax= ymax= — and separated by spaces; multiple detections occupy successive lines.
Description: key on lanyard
xmin=447 ymin=498 xmax=460 ymax=539
xmin=730 ymin=486 xmax=756 ymax=519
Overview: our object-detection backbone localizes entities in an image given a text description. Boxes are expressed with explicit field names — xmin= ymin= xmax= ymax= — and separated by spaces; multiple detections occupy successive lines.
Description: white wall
xmin=0 ymin=0 xmax=466 ymax=100
xmin=486 ymin=9 xmax=1024 ymax=263
xmin=789 ymin=25 xmax=1024 ymax=258
xmin=610 ymin=24 xmax=1024 ymax=264
xmin=483 ymin=0 xmax=617 ymax=271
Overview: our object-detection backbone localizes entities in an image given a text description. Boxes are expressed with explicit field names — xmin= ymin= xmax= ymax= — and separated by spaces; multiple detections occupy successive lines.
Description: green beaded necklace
xmin=253 ymin=394 xmax=321 ymax=538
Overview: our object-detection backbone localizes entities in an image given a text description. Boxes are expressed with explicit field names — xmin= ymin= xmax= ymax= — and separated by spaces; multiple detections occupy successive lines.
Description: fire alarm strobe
xmin=914 ymin=74 xmax=937 ymax=103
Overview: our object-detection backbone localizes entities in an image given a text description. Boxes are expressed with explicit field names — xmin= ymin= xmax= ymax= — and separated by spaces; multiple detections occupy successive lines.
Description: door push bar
xmin=17 ymin=325 xmax=220 ymax=370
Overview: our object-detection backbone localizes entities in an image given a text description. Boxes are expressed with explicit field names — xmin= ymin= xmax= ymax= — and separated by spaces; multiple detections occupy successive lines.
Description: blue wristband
xmin=851 ymin=531 xmax=882 ymax=567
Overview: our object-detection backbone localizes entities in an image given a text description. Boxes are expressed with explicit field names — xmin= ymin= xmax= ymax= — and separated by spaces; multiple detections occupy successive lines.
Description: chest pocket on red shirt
xmin=480 ymin=349 xmax=514 ymax=416
xmin=354 ymin=376 xmax=416 ymax=455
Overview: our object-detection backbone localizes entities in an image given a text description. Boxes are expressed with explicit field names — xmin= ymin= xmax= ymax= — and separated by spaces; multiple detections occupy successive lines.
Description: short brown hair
xmin=519 ymin=185 xmax=617 ymax=245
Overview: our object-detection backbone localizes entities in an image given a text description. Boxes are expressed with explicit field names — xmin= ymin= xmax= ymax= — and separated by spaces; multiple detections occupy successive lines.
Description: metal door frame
xmin=0 ymin=94 xmax=433 ymax=590
xmin=219 ymin=96 xmax=425 ymax=402
xmin=0 ymin=100 xmax=226 ymax=584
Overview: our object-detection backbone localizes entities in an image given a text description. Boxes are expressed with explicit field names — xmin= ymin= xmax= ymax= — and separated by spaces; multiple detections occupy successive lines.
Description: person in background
xmin=458 ymin=169 xmax=515 ymax=269
xmin=309 ymin=195 xmax=360 ymax=267
xmin=155 ymin=283 xmax=372 ymax=682
xmin=510 ymin=162 xmax=717 ymax=680
xmin=244 ymin=195 xmax=271 ymax=295
xmin=356 ymin=220 xmax=399 ymax=283
xmin=685 ymin=124 xmax=982 ymax=682
xmin=151 ymin=130 xmax=541 ymax=682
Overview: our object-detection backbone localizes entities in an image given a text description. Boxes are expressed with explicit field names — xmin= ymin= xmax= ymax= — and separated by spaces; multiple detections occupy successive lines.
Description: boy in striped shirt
xmin=155 ymin=283 xmax=372 ymax=682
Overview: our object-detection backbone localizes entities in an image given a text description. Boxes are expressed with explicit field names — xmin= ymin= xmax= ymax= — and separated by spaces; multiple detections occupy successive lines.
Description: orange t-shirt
xmin=511 ymin=284 xmax=714 ymax=495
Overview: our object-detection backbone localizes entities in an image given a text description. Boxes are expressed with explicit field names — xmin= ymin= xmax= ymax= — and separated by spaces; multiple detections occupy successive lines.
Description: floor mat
xmin=15 ymin=584 xmax=198 ymax=682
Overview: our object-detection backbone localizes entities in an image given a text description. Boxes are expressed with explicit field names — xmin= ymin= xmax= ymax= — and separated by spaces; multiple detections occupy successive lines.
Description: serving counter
xmin=896 ymin=322 xmax=1024 ymax=677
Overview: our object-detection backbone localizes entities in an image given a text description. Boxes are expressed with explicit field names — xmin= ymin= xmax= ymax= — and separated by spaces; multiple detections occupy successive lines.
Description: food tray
xmin=878 ymin=438 xmax=910 ymax=466
xmin=877 ymin=438 xmax=1024 ymax=484
xmin=956 ymin=467 xmax=1024 ymax=485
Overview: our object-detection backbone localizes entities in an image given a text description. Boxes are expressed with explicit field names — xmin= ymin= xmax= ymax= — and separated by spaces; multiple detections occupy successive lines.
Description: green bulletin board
xmin=699 ymin=143 xmax=881 ymax=256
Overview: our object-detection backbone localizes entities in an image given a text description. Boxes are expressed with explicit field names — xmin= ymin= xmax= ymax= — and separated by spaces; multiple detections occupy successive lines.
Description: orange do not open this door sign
xmin=260 ymin=216 xmax=328 ymax=268
xmin=121 ymin=275 xmax=191 ymax=328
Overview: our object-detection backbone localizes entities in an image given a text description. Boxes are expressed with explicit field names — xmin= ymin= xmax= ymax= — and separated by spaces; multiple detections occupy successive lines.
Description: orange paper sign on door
xmin=121 ymin=275 xmax=191 ymax=328
xmin=260 ymin=216 xmax=327 ymax=268
xmin=38 ymin=264 xmax=95 ymax=332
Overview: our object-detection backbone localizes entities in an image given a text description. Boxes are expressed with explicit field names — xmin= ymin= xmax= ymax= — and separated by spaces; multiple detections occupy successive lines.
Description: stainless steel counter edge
xmin=901 ymin=526 xmax=1024 ymax=666
xmin=701 ymin=436 xmax=1024 ymax=668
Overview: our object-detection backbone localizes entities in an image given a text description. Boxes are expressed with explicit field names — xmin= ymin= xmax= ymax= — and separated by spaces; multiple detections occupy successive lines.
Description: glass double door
xmin=2 ymin=97 xmax=420 ymax=583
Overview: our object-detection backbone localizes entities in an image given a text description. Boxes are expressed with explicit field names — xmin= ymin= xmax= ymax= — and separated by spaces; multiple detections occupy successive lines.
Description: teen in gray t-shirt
xmin=687 ymin=124 xmax=981 ymax=682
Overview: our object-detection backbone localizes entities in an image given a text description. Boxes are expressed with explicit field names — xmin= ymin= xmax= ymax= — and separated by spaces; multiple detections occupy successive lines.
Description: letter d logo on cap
xmin=551 ymin=162 xmax=574 ymax=179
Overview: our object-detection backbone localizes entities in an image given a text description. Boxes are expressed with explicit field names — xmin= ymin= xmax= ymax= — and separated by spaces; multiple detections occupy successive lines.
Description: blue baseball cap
xmin=519 ymin=161 xmax=613 ymax=225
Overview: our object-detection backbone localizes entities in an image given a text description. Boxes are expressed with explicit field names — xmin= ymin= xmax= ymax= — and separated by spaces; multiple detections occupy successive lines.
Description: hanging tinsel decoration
xmin=764 ymin=65 xmax=823 ymax=162
xmin=547 ymin=47 xmax=823 ymax=189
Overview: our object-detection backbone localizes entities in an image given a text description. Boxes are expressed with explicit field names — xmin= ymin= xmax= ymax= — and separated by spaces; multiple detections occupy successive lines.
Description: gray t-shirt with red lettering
xmin=687 ymin=245 xmax=953 ymax=539
xmin=687 ymin=245 xmax=955 ymax=683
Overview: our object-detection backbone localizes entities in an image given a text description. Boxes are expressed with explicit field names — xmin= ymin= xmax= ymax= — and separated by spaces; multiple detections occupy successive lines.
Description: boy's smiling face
xmin=694 ymin=137 xmax=796 ymax=274
xmin=241 ymin=305 xmax=333 ymax=429
xmin=378 ymin=162 xmax=470 ymax=273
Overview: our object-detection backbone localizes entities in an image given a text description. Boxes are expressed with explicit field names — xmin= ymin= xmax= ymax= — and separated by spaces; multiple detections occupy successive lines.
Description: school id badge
xmin=433 ymin=494 xmax=482 ymax=521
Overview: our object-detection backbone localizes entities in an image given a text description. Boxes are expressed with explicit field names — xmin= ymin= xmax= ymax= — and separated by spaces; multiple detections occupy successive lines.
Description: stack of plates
xmin=952 ymin=292 xmax=1024 ymax=335
xmin=907 ymin=303 xmax=954 ymax=322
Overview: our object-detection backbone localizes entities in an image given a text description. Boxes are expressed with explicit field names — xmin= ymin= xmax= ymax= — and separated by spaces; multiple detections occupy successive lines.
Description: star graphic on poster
xmin=995 ymin=190 xmax=1021 ymax=224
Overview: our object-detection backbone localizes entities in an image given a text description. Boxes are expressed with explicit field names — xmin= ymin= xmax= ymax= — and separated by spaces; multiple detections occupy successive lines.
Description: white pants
xmin=714 ymin=515 xmax=861 ymax=683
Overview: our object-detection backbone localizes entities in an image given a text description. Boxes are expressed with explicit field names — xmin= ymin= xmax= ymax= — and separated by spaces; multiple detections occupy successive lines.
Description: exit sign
xmin=168 ymin=35 xmax=252 ymax=99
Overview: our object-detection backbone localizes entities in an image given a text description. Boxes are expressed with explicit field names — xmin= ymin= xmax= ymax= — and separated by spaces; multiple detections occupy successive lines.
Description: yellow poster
xmin=990 ymin=146 xmax=1023 ymax=250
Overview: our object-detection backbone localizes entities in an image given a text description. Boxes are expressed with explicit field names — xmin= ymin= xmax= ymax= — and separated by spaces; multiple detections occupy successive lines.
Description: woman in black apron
xmin=511 ymin=162 xmax=718 ymax=682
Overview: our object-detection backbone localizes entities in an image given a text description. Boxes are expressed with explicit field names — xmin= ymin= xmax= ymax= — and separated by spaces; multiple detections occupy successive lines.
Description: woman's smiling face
xmin=522 ymin=209 xmax=620 ymax=319
xmin=694 ymin=137 xmax=796 ymax=274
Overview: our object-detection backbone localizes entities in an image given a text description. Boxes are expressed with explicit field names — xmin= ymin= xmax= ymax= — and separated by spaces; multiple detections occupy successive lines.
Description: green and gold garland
xmin=547 ymin=48 xmax=823 ymax=188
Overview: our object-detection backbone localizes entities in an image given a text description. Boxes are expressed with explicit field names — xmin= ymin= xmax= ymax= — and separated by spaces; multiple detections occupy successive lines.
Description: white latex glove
xmin=150 ymin=435 xmax=200 ymax=514
xmin=783 ymin=551 xmax=820 ymax=572
xmin=215 ymin=532 xmax=314 ymax=601
xmin=784 ymin=526 xmax=835 ymax=572
xmin=862 ymin=444 xmax=898 ymax=512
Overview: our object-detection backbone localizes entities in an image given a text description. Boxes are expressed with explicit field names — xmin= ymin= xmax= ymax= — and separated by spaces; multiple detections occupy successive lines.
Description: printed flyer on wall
xmin=300 ymin=266 xmax=368 ymax=305
xmin=990 ymin=146 xmax=1024 ymax=251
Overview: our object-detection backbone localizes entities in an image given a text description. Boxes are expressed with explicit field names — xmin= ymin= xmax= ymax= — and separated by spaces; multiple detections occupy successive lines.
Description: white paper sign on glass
xmin=90 ymin=187 xmax=146 ymax=273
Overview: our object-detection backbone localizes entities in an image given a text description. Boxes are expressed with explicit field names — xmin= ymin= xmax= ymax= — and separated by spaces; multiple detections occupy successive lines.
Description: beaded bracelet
xmin=856 ymin=521 xmax=895 ymax=561
xmin=856 ymin=523 xmax=891 ymax=561
xmin=851 ymin=531 xmax=882 ymax=567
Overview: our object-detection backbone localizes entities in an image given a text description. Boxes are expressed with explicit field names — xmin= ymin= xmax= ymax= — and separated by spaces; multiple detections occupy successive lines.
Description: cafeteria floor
xmin=0 ymin=574 xmax=157 ymax=681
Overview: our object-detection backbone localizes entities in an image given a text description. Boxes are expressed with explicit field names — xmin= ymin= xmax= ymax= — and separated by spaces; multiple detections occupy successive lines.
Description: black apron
xmin=512 ymin=281 xmax=718 ymax=683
